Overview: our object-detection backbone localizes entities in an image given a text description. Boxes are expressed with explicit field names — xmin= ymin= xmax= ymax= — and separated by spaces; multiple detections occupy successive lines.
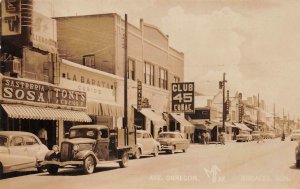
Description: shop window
xmin=83 ymin=55 xmax=95 ymax=68
xmin=159 ymin=68 xmax=168 ymax=90
xmin=144 ymin=62 xmax=154 ymax=86
xmin=128 ymin=59 xmax=136 ymax=80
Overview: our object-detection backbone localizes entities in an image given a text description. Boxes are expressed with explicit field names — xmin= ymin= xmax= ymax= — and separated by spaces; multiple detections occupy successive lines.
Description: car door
xmin=96 ymin=128 xmax=109 ymax=161
xmin=143 ymin=133 xmax=152 ymax=154
xmin=8 ymin=136 xmax=36 ymax=171
xmin=148 ymin=133 xmax=156 ymax=153
xmin=23 ymin=135 xmax=44 ymax=161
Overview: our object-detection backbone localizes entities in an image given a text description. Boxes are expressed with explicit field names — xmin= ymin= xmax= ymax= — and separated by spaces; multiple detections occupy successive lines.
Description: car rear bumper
xmin=160 ymin=145 xmax=174 ymax=151
xmin=41 ymin=160 xmax=83 ymax=167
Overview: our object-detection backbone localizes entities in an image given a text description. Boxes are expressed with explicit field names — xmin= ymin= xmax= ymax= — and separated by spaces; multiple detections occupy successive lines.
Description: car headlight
xmin=52 ymin=145 xmax=59 ymax=152
xmin=73 ymin=144 xmax=79 ymax=152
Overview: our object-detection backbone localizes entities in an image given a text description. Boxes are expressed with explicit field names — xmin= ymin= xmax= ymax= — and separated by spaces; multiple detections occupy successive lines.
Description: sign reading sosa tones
xmin=171 ymin=82 xmax=195 ymax=113
xmin=1 ymin=77 xmax=86 ymax=107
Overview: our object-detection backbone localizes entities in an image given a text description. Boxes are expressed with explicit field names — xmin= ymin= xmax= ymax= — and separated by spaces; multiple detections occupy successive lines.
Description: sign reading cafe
xmin=1 ymin=77 xmax=86 ymax=107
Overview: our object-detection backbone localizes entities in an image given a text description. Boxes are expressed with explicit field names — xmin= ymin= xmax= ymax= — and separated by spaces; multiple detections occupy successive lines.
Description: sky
xmin=36 ymin=0 xmax=300 ymax=118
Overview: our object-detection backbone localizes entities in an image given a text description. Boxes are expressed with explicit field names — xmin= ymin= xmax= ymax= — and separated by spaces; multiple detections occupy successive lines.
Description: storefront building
xmin=59 ymin=59 xmax=124 ymax=131
xmin=55 ymin=13 xmax=191 ymax=138
xmin=0 ymin=74 xmax=91 ymax=148
xmin=0 ymin=1 xmax=90 ymax=148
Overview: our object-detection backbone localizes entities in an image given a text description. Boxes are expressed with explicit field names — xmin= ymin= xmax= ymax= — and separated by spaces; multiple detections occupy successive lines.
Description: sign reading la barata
xmin=1 ymin=77 xmax=86 ymax=107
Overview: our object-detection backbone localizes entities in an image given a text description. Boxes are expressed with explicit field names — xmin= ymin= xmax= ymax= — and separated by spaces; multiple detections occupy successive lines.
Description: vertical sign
xmin=172 ymin=82 xmax=194 ymax=113
xmin=2 ymin=0 xmax=21 ymax=35
xmin=137 ymin=80 xmax=142 ymax=111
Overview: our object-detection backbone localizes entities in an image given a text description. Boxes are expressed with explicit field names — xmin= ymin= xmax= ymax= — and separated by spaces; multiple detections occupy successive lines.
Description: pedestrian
xmin=202 ymin=132 xmax=206 ymax=144
xmin=38 ymin=126 xmax=48 ymax=146
xmin=158 ymin=127 xmax=163 ymax=135
xmin=198 ymin=133 xmax=201 ymax=144
xmin=218 ymin=132 xmax=225 ymax=145
xmin=206 ymin=132 xmax=211 ymax=144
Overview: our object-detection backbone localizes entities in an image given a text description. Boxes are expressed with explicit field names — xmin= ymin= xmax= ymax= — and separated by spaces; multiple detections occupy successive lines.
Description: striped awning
xmin=2 ymin=104 xmax=92 ymax=122
xmin=86 ymin=101 xmax=124 ymax=117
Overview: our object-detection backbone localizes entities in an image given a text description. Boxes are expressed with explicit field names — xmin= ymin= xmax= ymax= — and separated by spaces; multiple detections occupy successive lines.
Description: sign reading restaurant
xmin=1 ymin=77 xmax=86 ymax=107
xmin=171 ymin=82 xmax=195 ymax=113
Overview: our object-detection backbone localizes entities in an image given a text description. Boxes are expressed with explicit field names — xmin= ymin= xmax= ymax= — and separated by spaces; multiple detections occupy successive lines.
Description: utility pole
xmin=218 ymin=72 xmax=227 ymax=142
xmin=256 ymin=93 xmax=260 ymax=131
xmin=222 ymin=73 xmax=226 ymax=132
xmin=273 ymin=104 xmax=276 ymax=130
xmin=123 ymin=14 xmax=128 ymax=144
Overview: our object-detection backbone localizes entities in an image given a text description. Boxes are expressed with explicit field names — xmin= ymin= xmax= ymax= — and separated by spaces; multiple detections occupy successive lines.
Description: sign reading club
xmin=171 ymin=82 xmax=194 ymax=113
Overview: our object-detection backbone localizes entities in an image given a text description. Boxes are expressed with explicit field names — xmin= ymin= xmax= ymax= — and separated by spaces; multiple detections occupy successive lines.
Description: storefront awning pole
xmin=123 ymin=14 xmax=128 ymax=145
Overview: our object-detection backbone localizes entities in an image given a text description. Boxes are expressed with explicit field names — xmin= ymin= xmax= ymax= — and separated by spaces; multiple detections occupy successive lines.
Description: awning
xmin=189 ymin=119 xmax=207 ymax=130
xmin=139 ymin=108 xmax=166 ymax=126
xmin=2 ymin=104 xmax=92 ymax=122
xmin=205 ymin=120 xmax=221 ymax=130
xmin=170 ymin=113 xmax=194 ymax=127
xmin=233 ymin=123 xmax=252 ymax=131
xmin=86 ymin=101 xmax=124 ymax=117
xmin=244 ymin=120 xmax=257 ymax=126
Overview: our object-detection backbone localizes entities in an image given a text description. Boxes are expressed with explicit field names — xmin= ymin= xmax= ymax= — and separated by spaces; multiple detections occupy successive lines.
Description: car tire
xmin=0 ymin=163 xmax=3 ymax=179
xmin=296 ymin=160 xmax=300 ymax=168
xmin=47 ymin=165 xmax=59 ymax=175
xmin=119 ymin=151 xmax=129 ymax=168
xmin=37 ymin=166 xmax=45 ymax=173
xmin=83 ymin=155 xmax=95 ymax=174
xmin=183 ymin=149 xmax=187 ymax=153
xmin=153 ymin=146 xmax=159 ymax=157
xmin=169 ymin=146 xmax=175 ymax=154
xmin=133 ymin=148 xmax=141 ymax=159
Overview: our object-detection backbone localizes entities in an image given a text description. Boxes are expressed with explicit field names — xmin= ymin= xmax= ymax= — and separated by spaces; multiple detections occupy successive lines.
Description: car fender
xmin=154 ymin=141 xmax=161 ymax=151
xmin=36 ymin=146 xmax=50 ymax=162
xmin=44 ymin=150 xmax=60 ymax=161
xmin=74 ymin=150 xmax=97 ymax=161
xmin=136 ymin=143 xmax=143 ymax=154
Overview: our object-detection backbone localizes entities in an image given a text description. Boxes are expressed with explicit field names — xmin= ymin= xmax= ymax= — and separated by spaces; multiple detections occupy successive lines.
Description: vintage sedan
xmin=296 ymin=141 xmax=300 ymax=168
xmin=265 ymin=131 xmax=276 ymax=139
xmin=130 ymin=130 xmax=160 ymax=159
xmin=156 ymin=132 xmax=190 ymax=154
xmin=236 ymin=130 xmax=252 ymax=142
xmin=251 ymin=131 xmax=261 ymax=141
xmin=290 ymin=129 xmax=300 ymax=141
xmin=0 ymin=131 xmax=49 ymax=178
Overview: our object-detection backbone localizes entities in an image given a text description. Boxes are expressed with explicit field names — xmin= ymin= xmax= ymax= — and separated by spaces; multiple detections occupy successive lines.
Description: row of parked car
xmin=236 ymin=130 xmax=276 ymax=142
xmin=0 ymin=125 xmax=190 ymax=178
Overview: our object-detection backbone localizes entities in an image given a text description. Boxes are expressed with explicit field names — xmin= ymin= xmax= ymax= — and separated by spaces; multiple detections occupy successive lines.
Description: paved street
xmin=1 ymin=137 xmax=299 ymax=189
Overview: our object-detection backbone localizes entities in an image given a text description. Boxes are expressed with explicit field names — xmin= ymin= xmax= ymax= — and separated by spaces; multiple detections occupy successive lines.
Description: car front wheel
xmin=47 ymin=165 xmax=59 ymax=175
xmin=296 ymin=160 xmax=300 ymax=168
xmin=153 ymin=146 xmax=159 ymax=157
xmin=0 ymin=163 xmax=3 ymax=179
xmin=83 ymin=155 xmax=95 ymax=174
xmin=133 ymin=148 xmax=141 ymax=159
xmin=119 ymin=151 xmax=129 ymax=168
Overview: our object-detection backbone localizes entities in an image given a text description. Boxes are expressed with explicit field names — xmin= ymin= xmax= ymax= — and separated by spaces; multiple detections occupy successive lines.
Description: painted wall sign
xmin=137 ymin=80 xmax=142 ymax=111
xmin=2 ymin=0 xmax=21 ymax=35
xmin=59 ymin=78 xmax=114 ymax=103
xmin=171 ymin=82 xmax=195 ymax=113
xmin=1 ymin=77 xmax=86 ymax=107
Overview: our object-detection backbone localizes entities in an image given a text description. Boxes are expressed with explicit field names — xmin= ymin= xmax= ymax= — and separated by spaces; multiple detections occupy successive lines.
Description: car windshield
xmin=136 ymin=133 xmax=143 ymax=138
xmin=240 ymin=131 xmax=249 ymax=135
xmin=69 ymin=129 xmax=98 ymax=139
xmin=0 ymin=136 xmax=8 ymax=147
xmin=159 ymin=133 xmax=176 ymax=138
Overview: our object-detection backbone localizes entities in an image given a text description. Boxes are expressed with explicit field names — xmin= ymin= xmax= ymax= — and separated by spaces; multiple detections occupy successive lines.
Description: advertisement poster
xmin=0 ymin=1 xmax=300 ymax=189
